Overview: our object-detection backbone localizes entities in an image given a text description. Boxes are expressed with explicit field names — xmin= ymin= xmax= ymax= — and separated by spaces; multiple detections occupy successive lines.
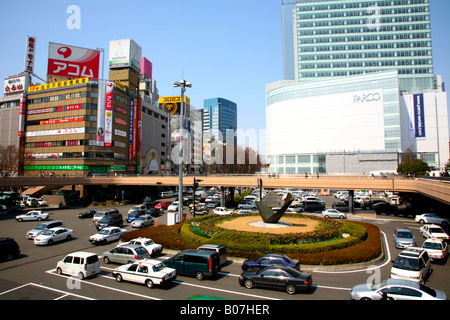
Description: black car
xmin=372 ymin=202 xmax=398 ymax=215
xmin=96 ymin=212 xmax=123 ymax=230
xmin=241 ymin=254 xmax=300 ymax=271
xmin=145 ymin=208 xmax=161 ymax=217
xmin=77 ymin=210 xmax=97 ymax=219
xmin=0 ymin=237 xmax=20 ymax=261
xmin=239 ymin=265 xmax=312 ymax=295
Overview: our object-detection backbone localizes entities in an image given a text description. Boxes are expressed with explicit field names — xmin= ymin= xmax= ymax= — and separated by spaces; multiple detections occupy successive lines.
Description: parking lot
xmin=1 ymin=195 xmax=450 ymax=306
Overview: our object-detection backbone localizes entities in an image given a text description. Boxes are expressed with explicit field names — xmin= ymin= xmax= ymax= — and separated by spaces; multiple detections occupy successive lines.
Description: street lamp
xmin=173 ymin=79 xmax=192 ymax=222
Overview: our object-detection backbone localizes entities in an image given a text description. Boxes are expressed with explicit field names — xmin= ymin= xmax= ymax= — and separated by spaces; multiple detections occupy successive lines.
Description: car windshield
xmin=371 ymin=279 xmax=389 ymax=290
xmin=393 ymin=256 xmax=419 ymax=271
xmin=98 ymin=229 xmax=110 ymax=235
xmin=129 ymin=211 xmax=140 ymax=217
xmin=100 ymin=216 xmax=112 ymax=222
xmin=397 ymin=231 xmax=413 ymax=238
xmin=423 ymin=242 xmax=443 ymax=250
xmin=136 ymin=216 xmax=146 ymax=221
xmin=134 ymin=247 xmax=148 ymax=255
xmin=430 ymin=227 xmax=444 ymax=233
xmin=144 ymin=240 xmax=154 ymax=245
xmin=34 ymin=223 xmax=47 ymax=230
xmin=152 ymin=263 xmax=165 ymax=272
xmin=94 ymin=213 xmax=104 ymax=217
xmin=282 ymin=255 xmax=294 ymax=263
xmin=41 ymin=230 xmax=55 ymax=236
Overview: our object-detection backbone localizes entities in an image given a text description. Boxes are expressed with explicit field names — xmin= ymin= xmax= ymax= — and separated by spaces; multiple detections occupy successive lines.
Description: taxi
xmin=112 ymin=259 xmax=176 ymax=288
xmin=422 ymin=238 xmax=448 ymax=262
xmin=89 ymin=226 xmax=127 ymax=245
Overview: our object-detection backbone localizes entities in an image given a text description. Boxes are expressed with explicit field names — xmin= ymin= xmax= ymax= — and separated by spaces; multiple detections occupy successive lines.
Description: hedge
xmin=121 ymin=214 xmax=381 ymax=266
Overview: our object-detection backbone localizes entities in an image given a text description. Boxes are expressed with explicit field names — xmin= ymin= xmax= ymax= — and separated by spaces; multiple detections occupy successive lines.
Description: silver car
xmin=102 ymin=244 xmax=150 ymax=264
xmin=131 ymin=215 xmax=154 ymax=228
xmin=393 ymin=227 xmax=416 ymax=249
xmin=350 ymin=279 xmax=446 ymax=300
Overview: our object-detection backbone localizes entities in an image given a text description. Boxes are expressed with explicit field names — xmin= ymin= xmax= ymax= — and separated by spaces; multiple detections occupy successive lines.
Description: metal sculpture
xmin=255 ymin=193 xmax=294 ymax=224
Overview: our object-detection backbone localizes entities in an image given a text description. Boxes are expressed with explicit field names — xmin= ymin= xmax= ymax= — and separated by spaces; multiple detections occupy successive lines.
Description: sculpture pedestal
xmin=248 ymin=221 xmax=294 ymax=229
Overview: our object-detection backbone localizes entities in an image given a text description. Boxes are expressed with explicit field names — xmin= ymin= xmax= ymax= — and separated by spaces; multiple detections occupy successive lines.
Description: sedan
xmin=350 ymin=279 xmax=446 ymax=300
xmin=155 ymin=201 xmax=170 ymax=210
xmin=242 ymin=254 xmax=300 ymax=271
xmin=239 ymin=265 xmax=312 ymax=295
xmin=77 ymin=210 xmax=96 ymax=219
xmin=420 ymin=224 xmax=449 ymax=240
xmin=131 ymin=215 xmax=154 ymax=228
xmin=15 ymin=210 xmax=49 ymax=222
xmin=321 ymin=209 xmax=347 ymax=219
xmin=33 ymin=227 xmax=74 ymax=246
xmin=415 ymin=213 xmax=449 ymax=226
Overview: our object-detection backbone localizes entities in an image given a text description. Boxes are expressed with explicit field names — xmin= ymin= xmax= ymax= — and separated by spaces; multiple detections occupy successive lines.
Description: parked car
xmin=127 ymin=205 xmax=147 ymax=215
xmin=163 ymin=249 xmax=221 ymax=280
xmin=159 ymin=191 xmax=173 ymax=198
xmin=350 ymin=278 xmax=446 ymax=300
xmin=89 ymin=226 xmax=127 ymax=245
xmin=415 ymin=213 xmax=449 ymax=226
xmin=34 ymin=227 xmax=74 ymax=246
xmin=373 ymin=202 xmax=398 ymax=215
xmin=422 ymin=238 xmax=448 ymax=262
xmin=197 ymin=244 xmax=227 ymax=266
xmin=56 ymin=252 xmax=100 ymax=279
xmin=393 ymin=227 xmax=417 ymax=249
xmin=119 ymin=237 xmax=162 ymax=256
xmin=213 ymin=207 xmax=233 ymax=215
xmin=15 ymin=210 xmax=50 ymax=222
xmin=155 ymin=201 xmax=170 ymax=210
xmin=131 ymin=215 xmax=154 ymax=228
xmin=420 ymin=224 xmax=449 ymax=240
xmin=239 ymin=265 xmax=312 ymax=295
xmin=390 ymin=248 xmax=431 ymax=284
xmin=77 ymin=210 xmax=96 ymax=219
xmin=96 ymin=212 xmax=123 ymax=230
xmin=126 ymin=210 xmax=146 ymax=223
xmin=145 ymin=208 xmax=161 ymax=217
xmin=190 ymin=204 xmax=209 ymax=216
xmin=26 ymin=220 xmax=64 ymax=239
xmin=113 ymin=259 xmax=176 ymax=288
xmin=321 ymin=209 xmax=347 ymax=219
xmin=241 ymin=254 xmax=300 ymax=272
xmin=102 ymin=244 xmax=150 ymax=264
xmin=167 ymin=201 xmax=179 ymax=212
xmin=37 ymin=199 xmax=48 ymax=207
xmin=237 ymin=201 xmax=257 ymax=210
xmin=92 ymin=208 xmax=120 ymax=223
xmin=301 ymin=200 xmax=325 ymax=212
xmin=0 ymin=237 xmax=20 ymax=261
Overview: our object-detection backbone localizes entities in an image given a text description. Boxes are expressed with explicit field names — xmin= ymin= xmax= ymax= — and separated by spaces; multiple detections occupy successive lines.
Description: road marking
xmin=0 ymin=282 xmax=95 ymax=300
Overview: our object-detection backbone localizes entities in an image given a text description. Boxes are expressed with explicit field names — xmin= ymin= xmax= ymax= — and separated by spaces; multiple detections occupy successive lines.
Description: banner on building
xmin=97 ymin=80 xmax=106 ymax=146
xmin=24 ymin=36 xmax=37 ymax=73
xmin=413 ymin=94 xmax=426 ymax=138
xmin=104 ymin=82 xmax=114 ymax=147
xmin=28 ymin=77 xmax=89 ymax=92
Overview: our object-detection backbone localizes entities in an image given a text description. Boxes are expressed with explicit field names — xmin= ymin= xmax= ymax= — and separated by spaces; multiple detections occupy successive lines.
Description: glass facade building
xmin=203 ymin=98 xmax=237 ymax=143
xmin=283 ymin=0 xmax=434 ymax=91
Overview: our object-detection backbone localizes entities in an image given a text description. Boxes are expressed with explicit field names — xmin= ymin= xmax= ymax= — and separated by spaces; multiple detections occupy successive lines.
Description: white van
xmin=56 ymin=251 xmax=101 ymax=280
xmin=159 ymin=191 xmax=173 ymax=198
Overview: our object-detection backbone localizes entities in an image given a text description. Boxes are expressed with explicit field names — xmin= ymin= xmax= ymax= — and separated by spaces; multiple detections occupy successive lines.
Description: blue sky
xmin=1 ymin=0 xmax=449 ymax=152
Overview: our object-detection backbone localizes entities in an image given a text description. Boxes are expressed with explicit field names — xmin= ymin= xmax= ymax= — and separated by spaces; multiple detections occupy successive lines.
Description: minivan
xmin=197 ymin=244 xmax=227 ymax=266
xmin=164 ymin=249 xmax=221 ymax=280
xmin=159 ymin=191 xmax=173 ymax=198
xmin=102 ymin=244 xmax=150 ymax=264
xmin=96 ymin=212 xmax=123 ymax=230
xmin=0 ymin=237 xmax=20 ymax=261
xmin=26 ymin=220 xmax=64 ymax=239
xmin=391 ymin=248 xmax=431 ymax=284
xmin=92 ymin=208 xmax=120 ymax=223
xmin=56 ymin=251 xmax=100 ymax=279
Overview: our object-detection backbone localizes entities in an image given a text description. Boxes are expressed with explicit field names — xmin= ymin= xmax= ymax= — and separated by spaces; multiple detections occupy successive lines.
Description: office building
xmin=203 ymin=98 xmax=237 ymax=143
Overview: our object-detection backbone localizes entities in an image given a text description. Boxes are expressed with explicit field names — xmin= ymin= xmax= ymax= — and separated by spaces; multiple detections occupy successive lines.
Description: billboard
xmin=141 ymin=57 xmax=152 ymax=78
xmin=159 ymin=96 xmax=190 ymax=115
xmin=413 ymin=94 xmax=426 ymax=138
xmin=104 ymin=82 xmax=114 ymax=147
xmin=109 ymin=39 xmax=142 ymax=73
xmin=24 ymin=36 xmax=37 ymax=73
xmin=47 ymin=42 xmax=100 ymax=79
xmin=4 ymin=75 xmax=29 ymax=95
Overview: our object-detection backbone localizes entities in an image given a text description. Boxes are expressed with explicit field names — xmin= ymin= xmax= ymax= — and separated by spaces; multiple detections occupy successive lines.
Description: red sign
xmin=47 ymin=42 xmax=100 ymax=79
xmin=104 ymin=82 xmax=114 ymax=147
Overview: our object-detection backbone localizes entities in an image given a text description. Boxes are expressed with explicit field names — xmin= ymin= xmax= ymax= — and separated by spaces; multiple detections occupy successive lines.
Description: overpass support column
xmin=348 ymin=190 xmax=354 ymax=214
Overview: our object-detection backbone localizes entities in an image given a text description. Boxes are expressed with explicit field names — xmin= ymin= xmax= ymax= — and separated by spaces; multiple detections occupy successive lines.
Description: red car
xmin=155 ymin=201 xmax=170 ymax=210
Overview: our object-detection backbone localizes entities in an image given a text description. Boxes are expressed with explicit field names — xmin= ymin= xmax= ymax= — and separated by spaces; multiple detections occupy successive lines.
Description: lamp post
xmin=173 ymin=79 xmax=192 ymax=222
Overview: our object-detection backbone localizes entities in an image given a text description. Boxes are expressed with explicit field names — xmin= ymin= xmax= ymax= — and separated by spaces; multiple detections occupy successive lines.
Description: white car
xmin=127 ymin=205 xmax=146 ymax=215
xmin=37 ymin=199 xmax=48 ymax=207
xmin=113 ymin=259 xmax=177 ymax=288
xmin=89 ymin=226 xmax=127 ymax=245
xmin=422 ymin=238 xmax=448 ymax=261
xmin=34 ymin=227 xmax=74 ymax=246
xmin=213 ymin=207 xmax=233 ymax=215
xmin=119 ymin=237 xmax=162 ymax=256
xmin=420 ymin=224 xmax=449 ymax=240
xmin=131 ymin=215 xmax=154 ymax=228
xmin=415 ymin=213 xmax=449 ymax=226
xmin=322 ymin=209 xmax=347 ymax=219
xmin=390 ymin=248 xmax=431 ymax=284
xmin=15 ymin=210 xmax=50 ymax=222
xmin=167 ymin=201 xmax=179 ymax=212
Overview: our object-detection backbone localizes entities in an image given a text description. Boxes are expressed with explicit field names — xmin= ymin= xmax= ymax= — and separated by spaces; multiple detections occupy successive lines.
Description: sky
xmin=1 ymin=0 xmax=449 ymax=154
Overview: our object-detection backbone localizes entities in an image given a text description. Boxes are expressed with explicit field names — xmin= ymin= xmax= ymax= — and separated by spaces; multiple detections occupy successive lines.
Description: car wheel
xmin=285 ymin=284 xmax=296 ymax=295
xmin=56 ymin=267 xmax=63 ymax=275
xmin=17 ymin=218 xmax=23 ymax=222
xmin=78 ymin=272 xmax=85 ymax=280
xmin=360 ymin=297 xmax=372 ymax=301
xmin=145 ymin=279 xmax=154 ymax=288
xmin=115 ymin=274 xmax=123 ymax=282
xmin=244 ymin=279 xmax=254 ymax=289
xmin=103 ymin=256 xmax=110 ymax=264
xmin=419 ymin=219 xmax=425 ymax=224
xmin=66 ymin=235 xmax=72 ymax=241
xmin=324 ymin=215 xmax=329 ymax=219
xmin=195 ymin=271 xmax=204 ymax=281
xmin=47 ymin=239 xmax=53 ymax=246
xmin=37 ymin=217 xmax=42 ymax=221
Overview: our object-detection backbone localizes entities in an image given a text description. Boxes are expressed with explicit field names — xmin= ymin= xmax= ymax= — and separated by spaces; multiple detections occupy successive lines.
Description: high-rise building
xmin=283 ymin=0 xmax=434 ymax=91
xmin=203 ymin=98 xmax=237 ymax=143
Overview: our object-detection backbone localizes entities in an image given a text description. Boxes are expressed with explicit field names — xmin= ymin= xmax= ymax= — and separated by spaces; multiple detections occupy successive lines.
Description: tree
xmin=397 ymin=159 xmax=430 ymax=176
xmin=0 ymin=145 xmax=19 ymax=175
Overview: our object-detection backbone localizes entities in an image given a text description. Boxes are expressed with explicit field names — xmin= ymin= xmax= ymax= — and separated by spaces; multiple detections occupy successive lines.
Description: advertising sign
xmin=28 ymin=77 xmax=89 ymax=92
xmin=109 ymin=39 xmax=142 ymax=73
xmin=141 ymin=57 xmax=152 ymax=78
xmin=47 ymin=42 xmax=100 ymax=79
xmin=129 ymin=95 xmax=135 ymax=162
xmin=413 ymin=94 xmax=426 ymax=138
xmin=24 ymin=36 xmax=37 ymax=73
xmin=158 ymin=96 xmax=190 ymax=115
xmin=104 ymin=82 xmax=114 ymax=147
xmin=97 ymin=80 xmax=106 ymax=146
xmin=4 ymin=75 xmax=29 ymax=95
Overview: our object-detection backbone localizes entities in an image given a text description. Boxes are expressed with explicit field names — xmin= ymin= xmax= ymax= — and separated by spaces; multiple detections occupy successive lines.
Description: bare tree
xmin=0 ymin=145 xmax=19 ymax=175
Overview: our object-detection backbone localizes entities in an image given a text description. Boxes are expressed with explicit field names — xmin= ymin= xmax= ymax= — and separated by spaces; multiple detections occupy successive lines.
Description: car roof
xmin=399 ymin=248 xmax=425 ymax=257
xmin=67 ymin=251 xmax=98 ymax=258
xmin=118 ymin=244 xmax=142 ymax=249
xmin=395 ymin=227 xmax=412 ymax=232
xmin=385 ymin=278 xmax=421 ymax=289
xmin=134 ymin=259 xmax=162 ymax=266
xmin=198 ymin=244 xmax=224 ymax=249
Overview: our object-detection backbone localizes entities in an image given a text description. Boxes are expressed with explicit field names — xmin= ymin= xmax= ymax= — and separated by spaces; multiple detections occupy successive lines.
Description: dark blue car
xmin=241 ymin=254 xmax=300 ymax=271
xmin=126 ymin=210 xmax=145 ymax=223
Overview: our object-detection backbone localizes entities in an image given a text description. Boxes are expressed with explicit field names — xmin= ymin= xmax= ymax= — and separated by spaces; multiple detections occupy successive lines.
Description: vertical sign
xmin=97 ymin=80 xmax=106 ymax=146
xmin=132 ymin=98 xmax=138 ymax=158
xmin=414 ymin=93 xmax=426 ymax=138
xmin=104 ymin=82 xmax=114 ymax=147
xmin=24 ymin=36 xmax=37 ymax=73
xmin=129 ymin=95 xmax=134 ymax=162
xmin=18 ymin=94 xmax=27 ymax=137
